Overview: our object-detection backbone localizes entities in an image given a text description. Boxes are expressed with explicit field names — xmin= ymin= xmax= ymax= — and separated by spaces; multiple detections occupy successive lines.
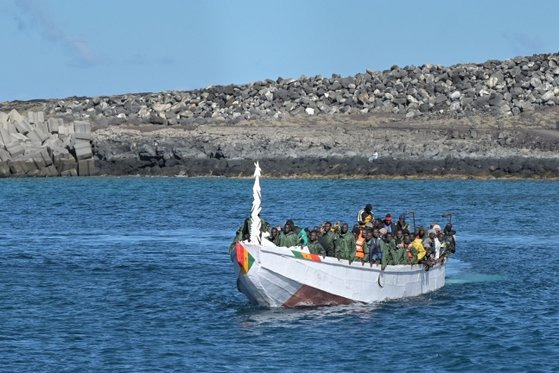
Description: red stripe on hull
xmin=282 ymin=285 xmax=353 ymax=308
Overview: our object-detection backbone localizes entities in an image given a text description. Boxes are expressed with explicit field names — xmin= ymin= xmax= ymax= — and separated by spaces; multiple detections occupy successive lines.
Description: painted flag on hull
xmin=291 ymin=250 xmax=322 ymax=262
xmin=235 ymin=242 xmax=255 ymax=274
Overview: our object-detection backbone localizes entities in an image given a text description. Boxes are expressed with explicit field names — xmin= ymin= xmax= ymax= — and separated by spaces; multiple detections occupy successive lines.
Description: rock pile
xmin=0 ymin=110 xmax=95 ymax=177
xmin=4 ymin=52 xmax=558 ymax=125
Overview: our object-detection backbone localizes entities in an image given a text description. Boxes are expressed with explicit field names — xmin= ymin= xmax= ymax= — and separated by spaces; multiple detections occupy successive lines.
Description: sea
xmin=0 ymin=177 xmax=558 ymax=372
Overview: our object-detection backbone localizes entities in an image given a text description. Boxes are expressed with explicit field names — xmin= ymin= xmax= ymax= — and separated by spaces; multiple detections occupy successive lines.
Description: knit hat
xmin=365 ymin=204 xmax=373 ymax=210
xmin=432 ymin=224 xmax=441 ymax=232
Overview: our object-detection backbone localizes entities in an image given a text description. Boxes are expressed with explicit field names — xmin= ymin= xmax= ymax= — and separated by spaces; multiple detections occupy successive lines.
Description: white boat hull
xmin=232 ymin=240 xmax=446 ymax=308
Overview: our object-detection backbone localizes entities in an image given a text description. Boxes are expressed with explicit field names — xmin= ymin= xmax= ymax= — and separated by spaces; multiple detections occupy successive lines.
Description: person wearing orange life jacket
xmin=357 ymin=204 xmax=374 ymax=228
xmin=354 ymin=228 xmax=368 ymax=262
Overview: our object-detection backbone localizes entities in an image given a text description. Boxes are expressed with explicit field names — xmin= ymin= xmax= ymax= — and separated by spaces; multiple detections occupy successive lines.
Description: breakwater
xmin=0 ymin=110 xmax=95 ymax=177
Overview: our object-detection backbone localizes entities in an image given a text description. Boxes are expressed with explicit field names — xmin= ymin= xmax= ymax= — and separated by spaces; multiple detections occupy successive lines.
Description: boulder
xmin=0 ymin=112 xmax=8 ymax=125
xmin=14 ymin=119 xmax=32 ymax=135
xmin=60 ymin=168 xmax=78 ymax=177
xmin=78 ymin=159 xmax=96 ymax=176
xmin=74 ymin=139 xmax=93 ymax=160
xmin=530 ymin=77 xmax=542 ymax=89
xmin=153 ymin=103 xmax=171 ymax=112
xmin=0 ymin=162 xmax=10 ymax=177
xmin=542 ymin=90 xmax=555 ymax=102
xmin=26 ymin=131 xmax=43 ymax=146
xmin=0 ymin=127 xmax=11 ymax=145
xmin=8 ymin=160 xmax=26 ymax=175
xmin=74 ymin=121 xmax=92 ymax=140
xmin=450 ymin=91 xmax=461 ymax=100
xmin=41 ymin=165 xmax=59 ymax=177
xmin=6 ymin=143 xmax=24 ymax=157
xmin=27 ymin=111 xmax=44 ymax=124
xmin=0 ymin=148 xmax=10 ymax=162
xmin=8 ymin=109 xmax=24 ymax=123
xmin=47 ymin=118 xmax=63 ymax=133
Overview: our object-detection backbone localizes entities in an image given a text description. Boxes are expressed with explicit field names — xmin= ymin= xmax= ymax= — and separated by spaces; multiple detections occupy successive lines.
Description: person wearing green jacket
xmin=320 ymin=221 xmax=338 ymax=257
xmin=390 ymin=241 xmax=409 ymax=265
xmin=334 ymin=223 xmax=356 ymax=260
xmin=278 ymin=223 xmax=299 ymax=247
xmin=307 ymin=230 xmax=325 ymax=256
xmin=394 ymin=229 xmax=404 ymax=247
xmin=284 ymin=219 xmax=309 ymax=247
xmin=230 ymin=215 xmax=270 ymax=252
xmin=270 ymin=227 xmax=281 ymax=245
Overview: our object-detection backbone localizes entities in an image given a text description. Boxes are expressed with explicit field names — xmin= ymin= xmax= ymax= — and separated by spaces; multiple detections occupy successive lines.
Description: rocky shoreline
xmin=1 ymin=52 xmax=559 ymax=179
xmin=95 ymin=157 xmax=559 ymax=179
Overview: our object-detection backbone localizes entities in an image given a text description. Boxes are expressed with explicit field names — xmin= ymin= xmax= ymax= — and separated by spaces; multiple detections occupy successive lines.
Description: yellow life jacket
xmin=412 ymin=239 xmax=426 ymax=261
xmin=357 ymin=209 xmax=373 ymax=227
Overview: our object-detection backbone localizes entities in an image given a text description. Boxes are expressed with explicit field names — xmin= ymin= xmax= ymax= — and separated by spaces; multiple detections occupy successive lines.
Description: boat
xmin=231 ymin=162 xmax=447 ymax=308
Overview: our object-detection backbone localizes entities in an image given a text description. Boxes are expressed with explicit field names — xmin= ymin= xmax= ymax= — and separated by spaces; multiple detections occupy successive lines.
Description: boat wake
xmin=445 ymin=258 xmax=505 ymax=284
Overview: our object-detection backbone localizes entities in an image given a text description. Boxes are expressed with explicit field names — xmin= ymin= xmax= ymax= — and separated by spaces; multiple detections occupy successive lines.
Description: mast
xmin=249 ymin=161 xmax=262 ymax=244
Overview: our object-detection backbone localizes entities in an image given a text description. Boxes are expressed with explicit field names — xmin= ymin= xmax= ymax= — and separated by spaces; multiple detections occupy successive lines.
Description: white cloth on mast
xmin=250 ymin=161 xmax=262 ymax=244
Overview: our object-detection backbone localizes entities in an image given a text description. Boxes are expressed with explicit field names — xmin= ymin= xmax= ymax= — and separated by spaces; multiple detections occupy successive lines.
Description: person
xmin=396 ymin=214 xmax=411 ymax=235
xmin=423 ymin=229 xmax=437 ymax=260
xmin=381 ymin=214 xmax=395 ymax=234
xmin=380 ymin=232 xmax=397 ymax=268
xmin=441 ymin=223 xmax=456 ymax=255
xmin=307 ymin=230 xmax=326 ymax=256
xmin=357 ymin=204 xmax=374 ymax=227
xmin=394 ymin=229 xmax=404 ymax=246
xmin=367 ymin=228 xmax=382 ymax=264
xmin=234 ymin=215 xmax=270 ymax=243
xmin=286 ymin=219 xmax=308 ymax=247
xmin=333 ymin=223 xmax=356 ymax=260
xmin=412 ymin=227 xmax=427 ymax=262
xmin=433 ymin=229 xmax=442 ymax=259
xmin=230 ymin=215 xmax=270 ymax=252
xmin=401 ymin=233 xmax=418 ymax=264
xmin=354 ymin=228 xmax=367 ymax=262
xmin=372 ymin=218 xmax=384 ymax=230
xmin=320 ymin=221 xmax=338 ymax=257
xmin=277 ymin=222 xmax=299 ymax=247
xmin=389 ymin=233 xmax=408 ymax=265
xmin=270 ymin=226 xmax=280 ymax=245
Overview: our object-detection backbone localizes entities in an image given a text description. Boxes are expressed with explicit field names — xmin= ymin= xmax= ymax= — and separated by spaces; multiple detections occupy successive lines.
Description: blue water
xmin=0 ymin=177 xmax=558 ymax=371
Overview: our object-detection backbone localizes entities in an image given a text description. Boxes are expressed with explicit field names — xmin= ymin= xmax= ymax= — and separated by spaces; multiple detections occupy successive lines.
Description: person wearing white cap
xmin=423 ymin=229 xmax=438 ymax=260
xmin=430 ymin=226 xmax=442 ymax=259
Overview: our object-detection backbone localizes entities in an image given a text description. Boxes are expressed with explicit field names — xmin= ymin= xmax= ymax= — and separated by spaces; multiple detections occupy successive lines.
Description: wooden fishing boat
xmin=231 ymin=162 xmax=447 ymax=308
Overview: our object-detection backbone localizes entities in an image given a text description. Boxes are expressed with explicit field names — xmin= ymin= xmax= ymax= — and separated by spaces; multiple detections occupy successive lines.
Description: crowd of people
xmin=233 ymin=203 xmax=456 ymax=269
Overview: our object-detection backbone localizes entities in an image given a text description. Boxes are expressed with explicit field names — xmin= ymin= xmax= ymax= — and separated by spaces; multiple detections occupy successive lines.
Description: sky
xmin=0 ymin=0 xmax=558 ymax=102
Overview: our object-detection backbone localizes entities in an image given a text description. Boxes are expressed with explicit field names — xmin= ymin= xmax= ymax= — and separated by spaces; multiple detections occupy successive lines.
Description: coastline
xmin=2 ymin=52 xmax=559 ymax=179
xmin=92 ymin=156 xmax=559 ymax=179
